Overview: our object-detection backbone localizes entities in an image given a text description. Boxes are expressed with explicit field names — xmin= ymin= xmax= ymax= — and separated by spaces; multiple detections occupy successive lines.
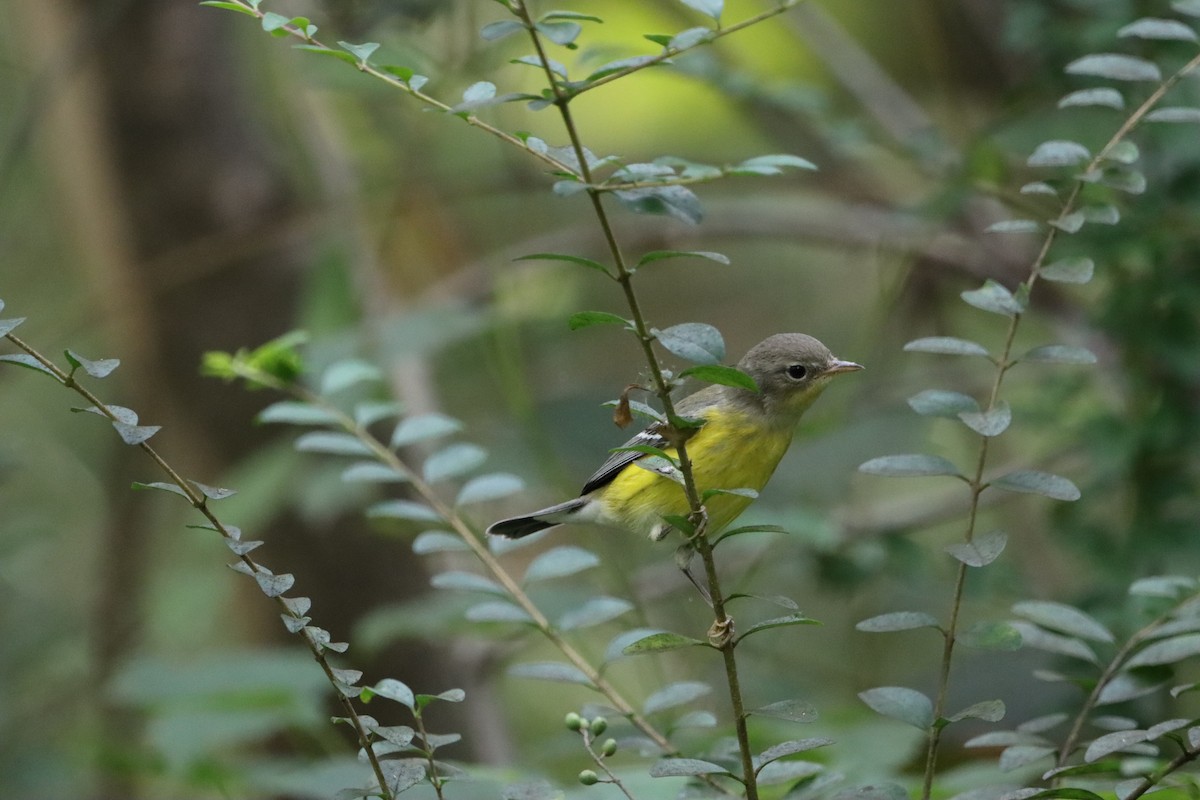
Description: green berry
xmin=601 ymin=738 xmax=618 ymax=757
xmin=578 ymin=770 xmax=600 ymax=786
xmin=590 ymin=717 xmax=608 ymax=736
xmin=565 ymin=712 xmax=583 ymax=731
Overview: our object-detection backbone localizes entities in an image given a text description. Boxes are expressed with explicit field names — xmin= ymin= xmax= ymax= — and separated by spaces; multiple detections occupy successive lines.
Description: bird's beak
xmin=825 ymin=358 xmax=864 ymax=375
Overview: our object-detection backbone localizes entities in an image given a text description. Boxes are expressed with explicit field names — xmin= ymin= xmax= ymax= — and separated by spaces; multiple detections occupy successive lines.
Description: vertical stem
xmin=513 ymin=5 xmax=759 ymax=797
xmin=918 ymin=49 xmax=1200 ymax=800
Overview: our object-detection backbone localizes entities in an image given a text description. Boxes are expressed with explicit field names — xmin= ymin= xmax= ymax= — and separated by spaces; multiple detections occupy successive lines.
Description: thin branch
xmin=917 ymin=47 xmax=1200 ymax=800
xmin=3 ymin=332 xmax=396 ymax=800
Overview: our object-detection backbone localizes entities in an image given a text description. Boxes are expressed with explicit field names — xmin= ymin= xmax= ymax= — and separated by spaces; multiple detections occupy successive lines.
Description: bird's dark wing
xmin=579 ymin=425 xmax=670 ymax=496
xmin=579 ymin=385 xmax=724 ymax=496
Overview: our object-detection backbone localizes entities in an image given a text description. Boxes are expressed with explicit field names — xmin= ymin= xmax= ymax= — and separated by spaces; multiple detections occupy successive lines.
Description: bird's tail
xmin=485 ymin=497 xmax=589 ymax=539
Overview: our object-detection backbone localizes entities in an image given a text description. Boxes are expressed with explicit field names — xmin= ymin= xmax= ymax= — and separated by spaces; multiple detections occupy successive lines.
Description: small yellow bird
xmin=487 ymin=334 xmax=862 ymax=541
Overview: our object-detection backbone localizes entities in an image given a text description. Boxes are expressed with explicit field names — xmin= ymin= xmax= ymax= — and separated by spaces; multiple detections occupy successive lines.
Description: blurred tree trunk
xmin=24 ymin=0 xmax=463 ymax=795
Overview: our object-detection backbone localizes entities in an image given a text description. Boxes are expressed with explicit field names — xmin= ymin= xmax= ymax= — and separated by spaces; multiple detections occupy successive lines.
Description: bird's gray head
xmin=734 ymin=333 xmax=863 ymax=424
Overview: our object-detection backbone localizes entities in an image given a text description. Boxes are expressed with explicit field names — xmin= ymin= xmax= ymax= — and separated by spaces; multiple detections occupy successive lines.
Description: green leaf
xmin=832 ymin=785 xmax=910 ymax=800
xmin=255 ymin=572 xmax=294 ymax=597
xmin=654 ymin=322 xmax=725 ymax=364
xmin=1051 ymin=212 xmax=1085 ymax=233
xmin=1105 ymin=141 xmax=1140 ymax=165
xmin=755 ymin=738 xmax=834 ymax=771
xmin=535 ymin=20 xmax=582 ymax=46
xmin=338 ymin=40 xmax=380 ymax=63
xmin=907 ymin=390 xmax=979 ymax=418
xmin=961 ymin=279 xmax=1024 ymax=316
xmin=649 ymin=759 xmax=731 ymax=778
xmin=364 ymin=678 xmax=415 ymax=708
xmin=999 ymin=746 xmax=1056 ymax=771
xmin=946 ymin=699 xmax=1006 ymax=723
xmin=423 ymin=443 xmax=487 ymax=483
xmin=341 ymin=462 xmax=407 ymax=484
xmin=1028 ymin=140 xmax=1091 ymax=167
xmin=390 ymin=413 xmax=462 ymax=448
xmin=481 ymin=19 xmax=525 ymax=41
xmin=412 ymin=531 xmax=468 ymax=554
xmin=959 ymin=621 xmax=1023 ymax=650
xmin=1021 ymin=181 xmax=1058 ymax=196
xmin=113 ymin=422 xmax=161 ymax=445
xmin=1009 ymin=621 xmax=1096 ymax=662
xmin=558 ymin=596 xmax=634 ymax=631
xmin=738 ymin=614 xmax=820 ymax=642
xmin=1041 ymin=257 xmax=1095 ymax=284
xmin=193 ymin=481 xmax=236 ymax=501
xmin=1097 ymin=672 xmax=1168 ymax=705
xmin=1118 ymin=18 xmax=1198 ymax=41
xmin=856 ymin=612 xmax=941 ymax=633
xmin=1058 ymin=88 xmax=1125 ymax=109
xmin=199 ymin=1 xmax=259 ymax=16
xmin=456 ymin=472 xmax=524 ymax=505
xmin=74 ymin=405 xmax=138 ymax=425
xmin=613 ymin=185 xmax=703 ymax=225
xmin=1012 ymin=601 xmax=1113 ymax=643
xmin=679 ymin=364 xmax=757 ymax=392
xmin=714 ymin=524 xmax=790 ymax=543
xmin=293 ymin=45 xmax=358 ymax=64
xmin=258 ymin=401 xmax=341 ymax=426
xmin=958 ymin=402 xmax=1011 ymax=437
xmin=524 ymin=545 xmax=600 ymax=582
xmin=431 ymin=570 xmax=506 ymax=595
xmin=321 ymin=359 xmax=381 ymax=394
xmin=294 ymin=432 xmax=372 ymax=457
xmin=507 ymin=661 xmax=593 ymax=685
xmin=516 ymin=252 xmax=612 ymax=277
xmin=465 ymin=601 xmax=535 ymax=624
xmin=991 ymin=470 xmax=1080 ymax=501
xmin=757 ymin=762 xmax=824 ymax=786
xmin=1145 ymin=107 xmax=1200 ymax=123
xmin=750 ymin=698 xmax=818 ymax=723
xmin=732 ymin=154 xmax=818 ymax=174
xmin=355 ymin=401 xmax=403 ymax=427
xmin=260 ymin=11 xmax=289 ymax=32
xmin=1102 ymin=169 xmax=1147 ymax=194
xmin=637 ymin=250 xmax=730 ymax=268
xmin=1066 ymin=53 xmax=1161 ymax=81
xmin=1126 ymin=633 xmax=1200 ymax=667
xmin=858 ymin=686 xmax=934 ymax=730
xmin=1085 ymin=730 xmax=1149 ymax=763
xmin=622 ymin=631 xmax=707 ymax=655
xmin=0 ymin=353 xmax=58 ymax=378
xmin=985 ymin=220 xmax=1040 ymax=233
xmin=568 ymin=311 xmax=629 ymax=330
xmin=1131 ymin=575 xmax=1196 ymax=597
xmin=1176 ymin=0 xmax=1200 ymax=17
xmin=644 ymin=681 xmax=712 ymax=714
xmin=65 ymin=350 xmax=119 ymax=378
xmin=858 ymin=454 xmax=963 ymax=478
xmin=903 ymin=337 xmax=990 ymax=357
xmin=0 ymin=316 xmax=26 ymax=336
xmin=367 ymin=500 xmax=442 ymax=523
xmin=132 ymin=481 xmax=190 ymax=499
xmin=945 ymin=529 xmax=1007 ymax=567
xmin=460 ymin=80 xmax=497 ymax=107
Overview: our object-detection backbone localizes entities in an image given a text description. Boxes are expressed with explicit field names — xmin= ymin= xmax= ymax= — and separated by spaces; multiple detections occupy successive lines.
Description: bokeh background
xmin=2 ymin=0 xmax=1199 ymax=797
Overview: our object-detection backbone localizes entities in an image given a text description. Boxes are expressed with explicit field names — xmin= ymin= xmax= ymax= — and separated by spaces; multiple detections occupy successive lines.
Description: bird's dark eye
xmin=785 ymin=364 xmax=808 ymax=380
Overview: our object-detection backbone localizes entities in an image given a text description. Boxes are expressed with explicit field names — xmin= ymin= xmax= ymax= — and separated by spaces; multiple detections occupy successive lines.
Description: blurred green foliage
xmin=1 ymin=0 xmax=1199 ymax=798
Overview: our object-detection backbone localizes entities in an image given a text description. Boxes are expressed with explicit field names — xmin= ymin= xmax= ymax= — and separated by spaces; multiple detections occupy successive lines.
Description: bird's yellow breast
xmin=595 ymin=407 xmax=793 ymax=538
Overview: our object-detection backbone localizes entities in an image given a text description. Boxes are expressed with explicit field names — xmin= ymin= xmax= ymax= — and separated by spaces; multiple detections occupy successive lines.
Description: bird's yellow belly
xmin=597 ymin=409 xmax=792 ymax=538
